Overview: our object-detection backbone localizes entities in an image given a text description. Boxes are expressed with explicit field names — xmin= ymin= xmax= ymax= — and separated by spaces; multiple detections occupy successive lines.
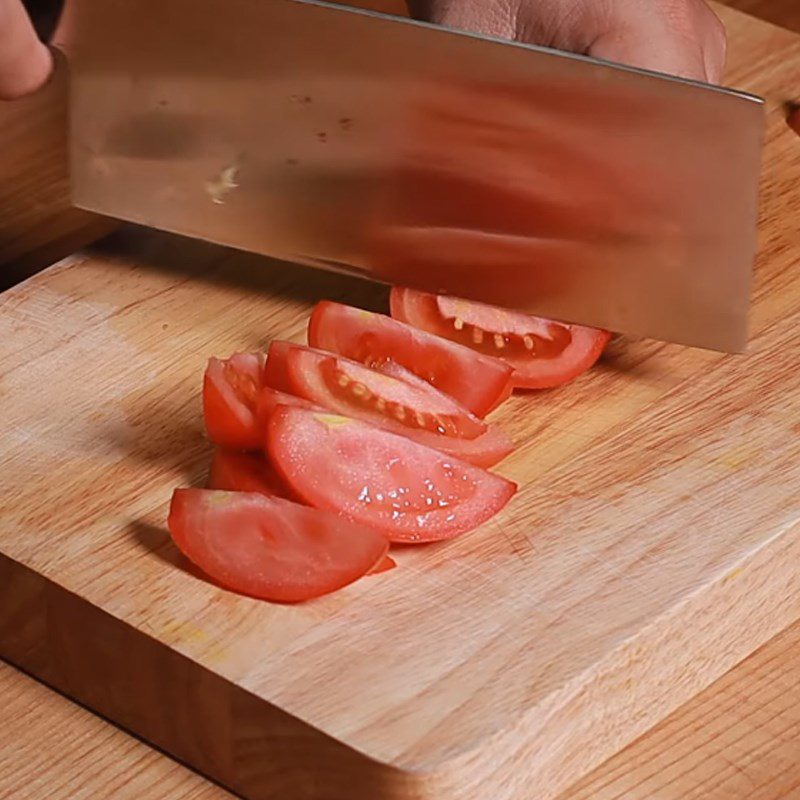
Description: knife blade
xmin=61 ymin=0 xmax=764 ymax=351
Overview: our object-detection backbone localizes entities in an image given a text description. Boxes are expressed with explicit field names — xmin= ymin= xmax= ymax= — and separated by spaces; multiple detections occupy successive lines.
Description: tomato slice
xmin=262 ymin=340 xmax=295 ymax=394
xmin=390 ymin=287 xmax=611 ymax=390
xmin=268 ymin=344 xmax=513 ymax=467
xmin=255 ymin=384 xmax=323 ymax=432
xmin=307 ymin=301 xmax=513 ymax=418
xmin=207 ymin=449 xmax=290 ymax=498
xmin=266 ymin=407 xmax=517 ymax=543
xmin=168 ymin=489 xmax=389 ymax=603
xmin=275 ymin=341 xmax=486 ymax=440
xmin=203 ymin=353 xmax=266 ymax=450
xmin=369 ymin=555 xmax=397 ymax=575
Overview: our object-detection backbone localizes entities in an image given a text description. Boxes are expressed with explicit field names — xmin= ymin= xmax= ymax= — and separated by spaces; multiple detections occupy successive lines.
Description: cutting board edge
xmin=0 ymin=552 xmax=428 ymax=799
xmin=3 ymin=514 xmax=800 ymax=800
xmin=412 ymin=515 xmax=800 ymax=799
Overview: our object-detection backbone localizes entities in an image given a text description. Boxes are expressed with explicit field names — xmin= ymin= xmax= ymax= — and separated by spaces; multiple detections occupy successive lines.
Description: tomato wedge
xmin=307 ymin=301 xmax=512 ymax=418
xmin=266 ymin=343 xmax=512 ymax=467
xmin=390 ymin=287 xmax=611 ymax=390
xmin=168 ymin=489 xmax=389 ymax=603
xmin=267 ymin=406 xmax=516 ymax=543
xmin=255 ymin=384 xmax=323 ymax=431
xmin=203 ymin=353 xmax=266 ymax=450
xmin=369 ymin=555 xmax=397 ymax=575
xmin=273 ymin=341 xmax=486 ymax=439
xmin=207 ymin=449 xmax=290 ymax=498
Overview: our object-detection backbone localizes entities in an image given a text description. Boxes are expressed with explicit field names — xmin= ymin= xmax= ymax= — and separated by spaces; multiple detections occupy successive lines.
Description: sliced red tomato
xmin=262 ymin=340 xmax=295 ymax=394
xmin=203 ymin=353 xmax=266 ymax=450
xmin=207 ymin=449 xmax=290 ymax=498
xmin=307 ymin=301 xmax=513 ymax=418
xmin=168 ymin=488 xmax=389 ymax=603
xmin=371 ymin=360 xmax=514 ymax=466
xmin=390 ymin=287 xmax=611 ymax=390
xmin=266 ymin=406 xmax=516 ymax=543
xmin=275 ymin=342 xmax=486 ymax=439
xmin=369 ymin=555 xmax=397 ymax=575
xmin=255 ymin=384 xmax=323 ymax=432
xmin=268 ymin=343 xmax=512 ymax=467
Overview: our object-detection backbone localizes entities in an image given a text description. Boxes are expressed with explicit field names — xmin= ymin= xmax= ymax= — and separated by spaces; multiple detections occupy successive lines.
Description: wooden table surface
xmin=2 ymin=1 xmax=800 ymax=799
xmin=4 ymin=614 xmax=800 ymax=800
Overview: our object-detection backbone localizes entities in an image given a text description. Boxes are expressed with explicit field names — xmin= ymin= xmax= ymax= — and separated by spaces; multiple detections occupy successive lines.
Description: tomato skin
xmin=390 ymin=287 xmax=610 ymax=390
xmin=255 ymin=384 xmax=323 ymax=433
xmin=168 ymin=489 xmax=389 ymax=603
xmin=262 ymin=341 xmax=294 ymax=394
xmin=266 ymin=406 xmax=517 ymax=543
xmin=307 ymin=301 xmax=513 ymax=418
xmin=207 ymin=449 xmax=290 ymax=498
xmin=269 ymin=346 xmax=513 ymax=466
xmin=276 ymin=341 xmax=486 ymax=437
xmin=203 ymin=353 xmax=265 ymax=450
xmin=369 ymin=555 xmax=396 ymax=575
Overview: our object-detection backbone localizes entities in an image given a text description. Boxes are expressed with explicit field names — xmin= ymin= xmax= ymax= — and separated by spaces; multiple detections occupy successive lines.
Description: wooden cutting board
xmin=1 ymin=7 xmax=800 ymax=800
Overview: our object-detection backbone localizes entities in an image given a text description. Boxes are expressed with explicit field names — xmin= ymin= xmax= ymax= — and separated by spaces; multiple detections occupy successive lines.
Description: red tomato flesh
xmin=390 ymin=287 xmax=610 ymax=390
xmin=256 ymin=384 xmax=323 ymax=431
xmin=203 ymin=353 xmax=266 ymax=450
xmin=307 ymin=301 xmax=513 ymax=418
xmin=266 ymin=406 xmax=517 ymax=543
xmin=168 ymin=488 xmax=389 ymax=603
xmin=275 ymin=341 xmax=486 ymax=439
xmin=265 ymin=347 xmax=512 ymax=466
xmin=207 ymin=449 xmax=290 ymax=498
xmin=369 ymin=555 xmax=397 ymax=575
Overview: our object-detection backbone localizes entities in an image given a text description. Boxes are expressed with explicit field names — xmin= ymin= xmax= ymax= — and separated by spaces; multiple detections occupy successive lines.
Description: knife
xmin=57 ymin=0 xmax=764 ymax=351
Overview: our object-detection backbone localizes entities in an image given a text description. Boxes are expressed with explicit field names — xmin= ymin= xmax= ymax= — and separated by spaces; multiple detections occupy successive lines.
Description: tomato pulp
xmin=168 ymin=489 xmax=389 ymax=602
xmin=391 ymin=287 xmax=610 ymax=390
xmin=203 ymin=353 xmax=266 ymax=450
xmin=266 ymin=406 xmax=516 ymax=543
xmin=308 ymin=301 xmax=513 ymax=417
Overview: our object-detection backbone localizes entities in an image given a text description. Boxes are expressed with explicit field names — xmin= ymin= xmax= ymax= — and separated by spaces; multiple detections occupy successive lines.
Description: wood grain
xmin=0 ymin=660 xmax=233 ymax=800
xmin=722 ymin=0 xmax=800 ymax=31
xmin=1 ymin=6 xmax=800 ymax=800
xmin=559 ymin=619 xmax=800 ymax=799
xmin=6 ymin=612 xmax=800 ymax=800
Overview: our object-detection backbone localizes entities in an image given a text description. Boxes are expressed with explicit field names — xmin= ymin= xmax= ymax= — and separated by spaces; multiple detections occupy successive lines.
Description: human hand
xmin=0 ymin=0 xmax=53 ymax=99
xmin=408 ymin=0 xmax=727 ymax=83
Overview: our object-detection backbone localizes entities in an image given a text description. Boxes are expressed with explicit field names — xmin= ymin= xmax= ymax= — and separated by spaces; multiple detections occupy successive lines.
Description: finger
xmin=587 ymin=1 xmax=727 ymax=85
xmin=699 ymin=6 xmax=727 ymax=83
xmin=0 ymin=0 xmax=52 ymax=99
xmin=588 ymin=26 xmax=710 ymax=82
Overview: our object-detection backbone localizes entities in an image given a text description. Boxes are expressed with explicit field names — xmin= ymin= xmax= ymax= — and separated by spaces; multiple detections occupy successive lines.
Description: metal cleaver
xmin=59 ymin=0 xmax=765 ymax=351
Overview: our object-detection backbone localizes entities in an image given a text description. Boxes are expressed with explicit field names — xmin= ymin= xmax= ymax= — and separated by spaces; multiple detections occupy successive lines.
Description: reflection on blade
xmin=64 ymin=0 xmax=764 ymax=351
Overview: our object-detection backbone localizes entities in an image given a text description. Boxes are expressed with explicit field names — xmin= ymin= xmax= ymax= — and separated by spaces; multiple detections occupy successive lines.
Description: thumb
xmin=0 ymin=0 xmax=53 ymax=99
xmin=586 ymin=3 xmax=727 ymax=83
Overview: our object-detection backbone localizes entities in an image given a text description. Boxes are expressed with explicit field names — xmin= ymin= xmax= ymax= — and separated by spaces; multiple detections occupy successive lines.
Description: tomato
xmin=788 ymin=105 xmax=800 ymax=137
xmin=390 ymin=287 xmax=611 ymax=390
xmin=168 ymin=489 xmax=389 ymax=603
xmin=274 ymin=341 xmax=486 ymax=439
xmin=266 ymin=407 xmax=517 ymax=543
xmin=207 ymin=449 xmax=290 ymax=498
xmin=369 ymin=555 xmax=396 ymax=575
xmin=262 ymin=341 xmax=294 ymax=394
xmin=268 ymin=343 xmax=513 ymax=466
xmin=307 ymin=301 xmax=513 ymax=418
xmin=370 ymin=360 xmax=515 ymax=465
xmin=203 ymin=353 xmax=265 ymax=450
xmin=255 ymin=384 xmax=323 ymax=432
